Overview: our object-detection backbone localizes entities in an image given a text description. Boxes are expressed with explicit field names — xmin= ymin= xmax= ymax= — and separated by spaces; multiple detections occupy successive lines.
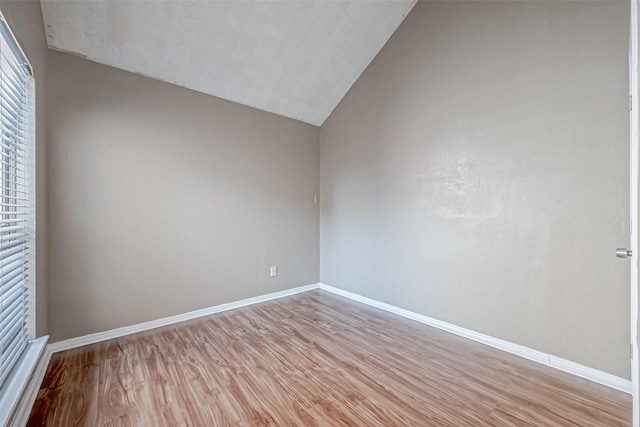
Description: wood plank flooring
xmin=28 ymin=290 xmax=631 ymax=426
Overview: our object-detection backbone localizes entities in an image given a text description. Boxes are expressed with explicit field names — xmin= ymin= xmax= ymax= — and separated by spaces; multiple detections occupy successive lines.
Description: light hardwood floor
xmin=28 ymin=290 xmax=631 ymax=426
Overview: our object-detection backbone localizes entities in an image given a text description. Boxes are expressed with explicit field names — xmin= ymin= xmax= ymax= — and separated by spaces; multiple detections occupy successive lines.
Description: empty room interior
xmin=0 ymin=0 xmax=639 ymax=425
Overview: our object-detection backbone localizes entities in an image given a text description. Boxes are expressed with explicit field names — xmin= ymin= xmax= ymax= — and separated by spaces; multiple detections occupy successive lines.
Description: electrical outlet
xmin=270 ymin=266 xmax=277 ymax=277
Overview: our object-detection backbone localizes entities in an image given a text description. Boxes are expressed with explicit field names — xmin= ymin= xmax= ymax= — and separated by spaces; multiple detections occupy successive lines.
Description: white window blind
xmin=0 ymin=16 xmax=34 ymax=390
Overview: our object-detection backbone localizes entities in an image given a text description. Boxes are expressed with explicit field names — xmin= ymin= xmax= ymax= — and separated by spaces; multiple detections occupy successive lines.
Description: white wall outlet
xmin=270 ymin=266 xmax=277 ymax=277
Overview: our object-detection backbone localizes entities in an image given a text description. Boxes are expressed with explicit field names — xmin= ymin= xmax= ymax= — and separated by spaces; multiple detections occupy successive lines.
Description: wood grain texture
xmin=28 ymin=290 xmax=631 ymax=426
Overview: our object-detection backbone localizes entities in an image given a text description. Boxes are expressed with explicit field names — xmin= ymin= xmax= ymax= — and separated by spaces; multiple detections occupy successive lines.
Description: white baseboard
xmin=48 ymin=283 xmax=320 ymax=353
xmin=318 ymin=283 xmax=632 ymax=394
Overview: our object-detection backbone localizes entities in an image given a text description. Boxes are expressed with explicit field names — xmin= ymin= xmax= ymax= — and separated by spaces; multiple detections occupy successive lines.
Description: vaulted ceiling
xmin=40 ymin=1 xmax=416 ymax=126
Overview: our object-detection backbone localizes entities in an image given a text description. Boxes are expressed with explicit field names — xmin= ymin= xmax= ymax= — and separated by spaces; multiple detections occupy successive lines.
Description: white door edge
xmin=629 ymin=1 xmax=639 ymax=425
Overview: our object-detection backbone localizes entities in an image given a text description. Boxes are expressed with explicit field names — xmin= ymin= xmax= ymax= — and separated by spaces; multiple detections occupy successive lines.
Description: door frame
xmin=630 ymin=1 xmax=639 ymax=425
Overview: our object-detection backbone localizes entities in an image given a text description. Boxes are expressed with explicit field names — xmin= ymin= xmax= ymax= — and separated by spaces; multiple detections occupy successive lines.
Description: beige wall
xmin=46 ymin=52 xmax=319 ymax=341
xmin=1 ymin=0 xmax=49 ymax=337
xmin=320 ymin=1 xmax=631 ymax=378
xmin=1 ymin=0 xmax=630 ymax=380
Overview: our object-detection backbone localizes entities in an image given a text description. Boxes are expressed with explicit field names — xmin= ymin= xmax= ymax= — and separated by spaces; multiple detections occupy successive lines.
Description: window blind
xmin=0 ymin=17 xmax=34 ymax=390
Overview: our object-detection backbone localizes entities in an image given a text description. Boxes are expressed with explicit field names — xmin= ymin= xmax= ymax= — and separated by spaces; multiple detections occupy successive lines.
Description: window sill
xmin=0 ymin=336 xmax=48 ymax=427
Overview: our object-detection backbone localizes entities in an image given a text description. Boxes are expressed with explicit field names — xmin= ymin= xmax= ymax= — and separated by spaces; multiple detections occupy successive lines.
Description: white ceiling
xmin=40 ymin=0 xmax=416 ymax=126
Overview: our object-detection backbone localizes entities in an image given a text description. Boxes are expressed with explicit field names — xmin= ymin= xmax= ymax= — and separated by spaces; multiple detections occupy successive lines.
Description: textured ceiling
xmin=40 ymin=1 xmax=416 ymax=126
